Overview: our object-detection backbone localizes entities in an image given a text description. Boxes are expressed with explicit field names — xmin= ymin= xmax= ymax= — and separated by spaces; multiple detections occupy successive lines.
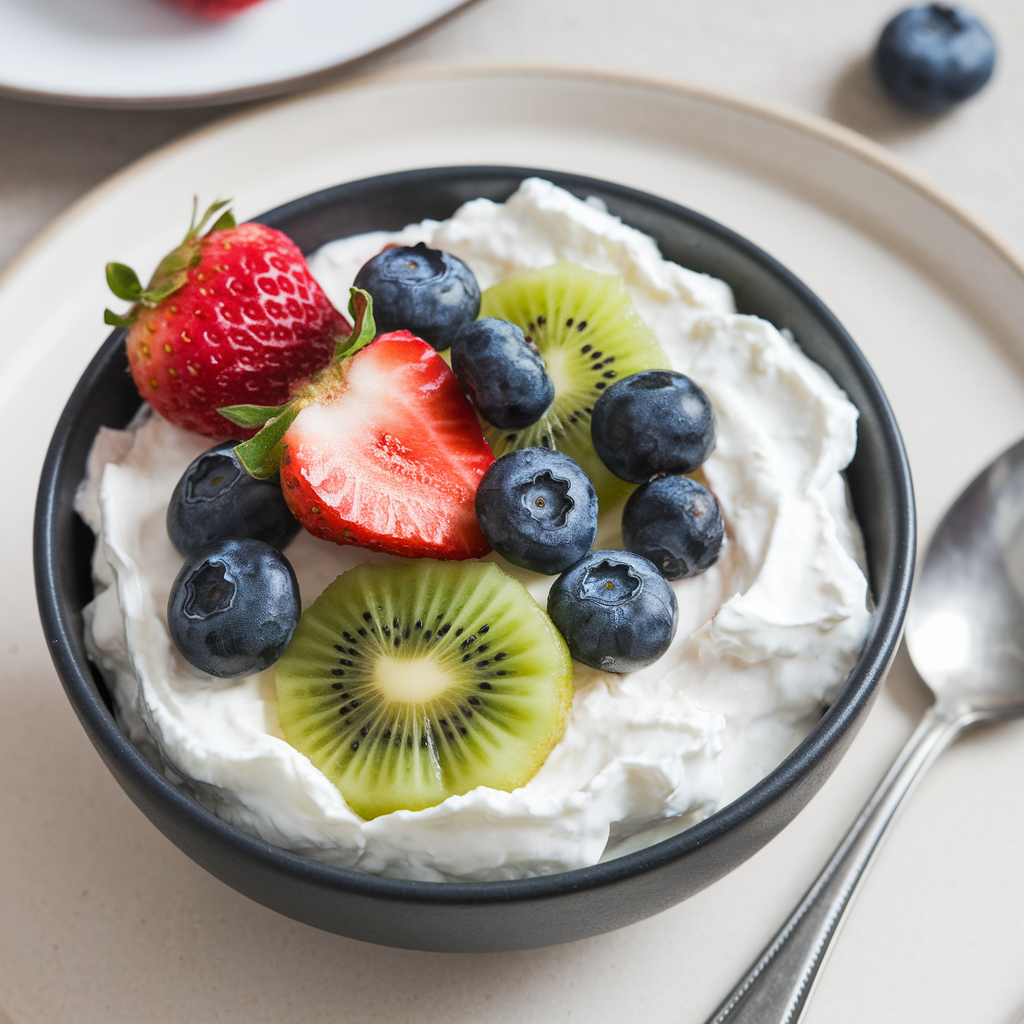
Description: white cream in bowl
xmin=78 ymin=178 xmax=871 ymax=882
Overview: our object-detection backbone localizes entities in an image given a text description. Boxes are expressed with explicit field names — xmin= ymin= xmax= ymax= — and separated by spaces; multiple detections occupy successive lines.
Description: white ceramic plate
xmin=0 ymin=0 xmax=471 ymax=106
xmin=4 ymin=66 xmax=1024 ymax=1024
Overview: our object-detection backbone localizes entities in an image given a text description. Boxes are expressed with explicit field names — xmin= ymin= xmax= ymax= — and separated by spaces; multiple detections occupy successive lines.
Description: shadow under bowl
xmin=34 ymin=166 xmax=916 ymax=952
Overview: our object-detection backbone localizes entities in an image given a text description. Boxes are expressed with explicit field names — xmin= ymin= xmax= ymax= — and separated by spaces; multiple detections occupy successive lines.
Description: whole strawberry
xmin=165 ymin=0 xmax=267 ymax=19
xmin=105 ymin=200 xmax=348 ymax=438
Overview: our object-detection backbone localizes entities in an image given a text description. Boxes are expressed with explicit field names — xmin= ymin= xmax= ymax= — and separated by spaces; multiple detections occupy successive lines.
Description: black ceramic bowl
xmin=34 ymin=166 xmax=915 ymax=953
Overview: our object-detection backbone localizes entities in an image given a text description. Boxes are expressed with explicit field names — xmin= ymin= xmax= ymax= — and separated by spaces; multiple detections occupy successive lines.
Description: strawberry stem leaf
xmin=104 ymin=309 xmax=135 ymax=328
xmin=142 ymin=274 xmax=188 ymax=305
xmin=104 ymin=198 xmax=236 ymax=328
xmin=209 ymin=209 xmax=236 ymax=234
xmin=217 ymin=402 xmax=292 ymax=429
xmin=334 ymin=288 xmax=377 ymax=361
xmin=106 ymin=262 xmax=142 ymax=302
xmin=151 ymin=249 xmax=190 ymax=279
xmin=232 ymin=405 xmax=302 ymax=479
xmin=189 ymin=198 xmax=232 ymax=241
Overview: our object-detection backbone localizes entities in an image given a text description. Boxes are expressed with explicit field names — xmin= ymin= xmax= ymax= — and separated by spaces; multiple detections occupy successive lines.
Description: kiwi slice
xmin=275 ymin=560 xmax=573 ymax=820
xmin=479 ymin=263 xmax=668 ymax=505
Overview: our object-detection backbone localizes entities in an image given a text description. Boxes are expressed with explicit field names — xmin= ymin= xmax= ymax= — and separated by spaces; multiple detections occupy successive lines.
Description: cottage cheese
xmin=79 ymin=179 xmax=871 ymax=882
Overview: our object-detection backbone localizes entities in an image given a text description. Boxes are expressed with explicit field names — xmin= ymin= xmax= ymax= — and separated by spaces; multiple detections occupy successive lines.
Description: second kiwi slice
xmin=275 ymin=560 xmax=573 ymax=820
xmin=479 ymin=263 xmax=668 ymax=505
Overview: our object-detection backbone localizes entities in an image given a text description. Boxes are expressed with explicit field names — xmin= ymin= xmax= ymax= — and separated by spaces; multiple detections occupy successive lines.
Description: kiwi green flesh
xmin=479 ymin=263 xmax=669 ymax=506
xmin=275 ymin=560 xmax=573 ymax=820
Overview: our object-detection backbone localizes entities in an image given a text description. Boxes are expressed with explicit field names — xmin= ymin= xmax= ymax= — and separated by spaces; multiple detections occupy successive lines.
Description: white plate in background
xmin=0 ymin=0 xmax=472 ymax=106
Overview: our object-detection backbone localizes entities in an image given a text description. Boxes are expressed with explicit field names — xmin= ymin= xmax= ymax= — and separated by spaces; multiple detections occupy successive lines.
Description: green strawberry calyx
xmin=219 ymin=287 xmax=377 ymax=479
xmin=103 ymin=198 xmax=236 ymax=329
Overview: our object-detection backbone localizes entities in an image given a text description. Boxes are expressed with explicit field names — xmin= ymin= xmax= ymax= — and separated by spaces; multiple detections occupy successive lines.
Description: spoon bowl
xmin=907 ymin=438 xmax=1024 ymax=717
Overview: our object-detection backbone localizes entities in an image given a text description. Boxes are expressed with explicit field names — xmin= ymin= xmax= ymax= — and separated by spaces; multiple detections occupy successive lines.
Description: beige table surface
xmin=4 ymin=3 xmax=1024 ymax=1023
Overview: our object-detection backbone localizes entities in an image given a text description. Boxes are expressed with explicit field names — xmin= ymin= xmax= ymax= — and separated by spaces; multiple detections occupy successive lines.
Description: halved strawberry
xmin=106 ymin=200 xmax=348 ymax=438
xmin=223 ymin=292 xmax=495 ymax=560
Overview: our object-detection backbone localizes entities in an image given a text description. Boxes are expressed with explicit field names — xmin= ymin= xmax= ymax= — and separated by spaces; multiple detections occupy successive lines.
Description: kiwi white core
xmin=543 ymin=346 xmax=574 ymax=395
xmin=374 ymin=654 xmax=453 ymax=704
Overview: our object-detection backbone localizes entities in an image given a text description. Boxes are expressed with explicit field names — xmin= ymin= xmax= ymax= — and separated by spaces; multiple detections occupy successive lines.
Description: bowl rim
xmin=34 ymin=164 xmax=916 ymax=905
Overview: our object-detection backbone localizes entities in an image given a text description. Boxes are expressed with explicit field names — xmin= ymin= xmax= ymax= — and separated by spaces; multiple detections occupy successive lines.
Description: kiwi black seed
xmin=274 ymin=560 xmax=573 ymax=820
xmin=479 ymin=262 xmax=668 ymax=505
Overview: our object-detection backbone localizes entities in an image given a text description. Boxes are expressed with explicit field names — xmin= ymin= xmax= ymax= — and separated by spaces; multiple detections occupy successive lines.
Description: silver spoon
xmin=704 ymin=437 xmax=1024 ymax=1024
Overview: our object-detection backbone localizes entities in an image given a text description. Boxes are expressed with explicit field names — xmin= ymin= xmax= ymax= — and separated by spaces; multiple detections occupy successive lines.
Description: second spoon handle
xmin=704 ymin=701 xmax=970 ymax=1024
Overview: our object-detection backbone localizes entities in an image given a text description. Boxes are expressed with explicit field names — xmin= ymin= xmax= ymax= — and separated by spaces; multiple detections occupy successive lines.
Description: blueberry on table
xmin=547 ymin=550 xmax=678 ymax=673
xmin=167 ymin=441 xmax=299 ymax=556
xmin=451 ymin=318 xmax=555 ymax=429
xmin=622 ymin=475 xmax=724 ymax=580
xmin=353 ymin=243 xmax=480 ymax=350
xmin=590 ymin=370 xmax=716 ymax=483
xmin=476 ymin=447 xmax=598 ymax=575
xmin=874 ymin=5 xmax=996 ymax=113
xmin=167 ymin=538 xmax=300 ymax=678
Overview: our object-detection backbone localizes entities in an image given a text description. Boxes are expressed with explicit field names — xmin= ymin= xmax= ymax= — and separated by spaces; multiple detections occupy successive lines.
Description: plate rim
xmin=3 ymin=62 xmax=1024 ymax=294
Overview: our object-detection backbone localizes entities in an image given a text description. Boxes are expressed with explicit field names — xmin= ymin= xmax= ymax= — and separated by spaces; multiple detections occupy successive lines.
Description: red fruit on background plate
xmin=280 ymin=330 xmax=494 ymax=559
xmin=165 ymin=0 xmax=267 ymax=19
xmin=105 ymin=201 xmax=349 ymax=438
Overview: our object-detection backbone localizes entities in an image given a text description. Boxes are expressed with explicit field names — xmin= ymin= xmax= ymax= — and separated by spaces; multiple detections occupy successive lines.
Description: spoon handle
xmin=704 ymin=701 xmax=969 ymax=1024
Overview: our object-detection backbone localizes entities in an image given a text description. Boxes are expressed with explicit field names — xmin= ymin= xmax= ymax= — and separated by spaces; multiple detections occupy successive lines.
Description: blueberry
xmin=476 ymin=448 xmax=598 ymax=575
xmin=547 ymin=550 xmax=678 ymax=673
xmin=874 ymin=5 xmax=995 ymax=113
xmin=167 ymin=441 xmax=299 ymax=556
xmin=590 ymin=370 xmax=716 ymax=483
xmin=353 ymin=243 xmax=480 ymax=350
xmin=622 ymin=475 xmax=724 ymax=580
xmin=451 ymin=318 xmax=555 ymax=429
xmin=167 ymin=538 xmax=300 ymax=678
